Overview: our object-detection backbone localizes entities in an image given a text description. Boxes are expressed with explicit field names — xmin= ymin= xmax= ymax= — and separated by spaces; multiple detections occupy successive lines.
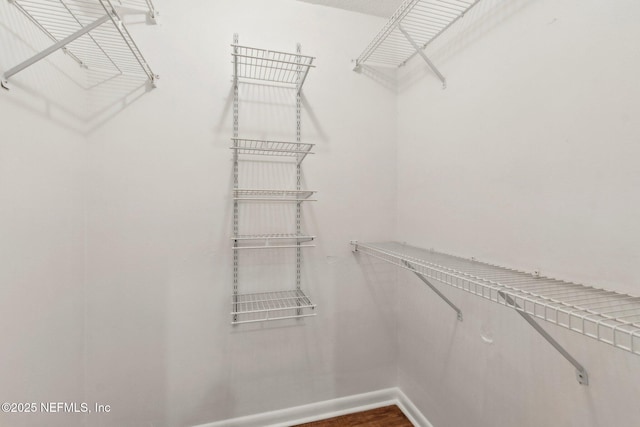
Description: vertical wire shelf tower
xmin=231 ymin=34 xmax=317 ymax=324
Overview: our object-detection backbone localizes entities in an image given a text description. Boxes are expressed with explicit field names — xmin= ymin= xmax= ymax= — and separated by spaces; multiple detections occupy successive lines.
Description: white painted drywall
xmin=82 ymin=1 xmax=398 ymax=426
xmin=396 ymin=0 xmax=640 ymax=426
xmin=0 ymin=3 xmax=87 ymax=427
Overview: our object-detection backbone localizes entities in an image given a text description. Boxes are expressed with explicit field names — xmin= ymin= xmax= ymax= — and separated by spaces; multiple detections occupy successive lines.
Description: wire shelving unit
xmin=2 ymin=0 xmax=158 ymax=90
xmin=232 ymin=234 xmax=316 ymax=250
xmin=232 ymin=290 xmax=316 ymax=324
xmin=231 ymin=34 xmax=316 ymax=324
xmin=352 ymin=241 xmax=640 ymax=359
xmin=353 ymin=0 xmax=480 ymax=87
xmin=231 ymin=45 xmax=315 ymax=92
xmin=231 ymin=138 xmax=314 ymax=164
xmin=234 ymin=189 xmax=317 ymax=202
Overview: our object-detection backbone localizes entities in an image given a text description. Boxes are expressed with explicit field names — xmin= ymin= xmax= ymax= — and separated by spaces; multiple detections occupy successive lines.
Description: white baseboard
xmin=193 ymin=387 xmax=433 ymax=427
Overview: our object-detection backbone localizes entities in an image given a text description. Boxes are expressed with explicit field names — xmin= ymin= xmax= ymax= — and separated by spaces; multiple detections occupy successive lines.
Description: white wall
xmin=0 ymin=3 xmax=86 ymax=427
xmin=83 ymin=1 xmax=398 ymax=426
xmin=396 ymin=0 xmax=640 ymax=426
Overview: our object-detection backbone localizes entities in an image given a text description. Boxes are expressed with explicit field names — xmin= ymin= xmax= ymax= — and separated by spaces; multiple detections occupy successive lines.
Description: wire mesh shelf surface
xmin=232 ymin=44 xmax=315 ymax=88
xmin=231 ymin=138 xmax=314 ymax=162
xmin=7 ymin=0 xmax=157 ymax=83
xmin=234 ymin=189 xmax=317 ymax=202
xmin=232 ymin=233 xmax=315 ymax=250
xmin=232 ymin=290 xmax=316 ymax=324
xmin=355 ymin=0 xmax=478 ymax=69
xmin=352 ymin=241 xmax=640 ymax=356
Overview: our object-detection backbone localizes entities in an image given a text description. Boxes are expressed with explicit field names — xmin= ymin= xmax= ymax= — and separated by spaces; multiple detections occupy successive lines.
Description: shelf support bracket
xmin=2 ymin=14 xmax=110 ymax=86
xmin=498 ymin=290 xmax=589 ymax=385
xmin=398 ymin=24 xmax=446 ymax=89
xmin=403 ymin=260 xmax=463 ymax=321
xmin=296 ymin=57 xmax=313 ymax=95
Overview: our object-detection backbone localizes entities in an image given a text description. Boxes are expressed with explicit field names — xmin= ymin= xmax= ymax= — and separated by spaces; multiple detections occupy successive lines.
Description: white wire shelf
xmin=231 ymin=138 xmax=314 ymax=164
xmin=232 ymin=234 xmax=316 ymax=250
xmin=234 ymin=189 xmax=317 ymax=202
xmin=3 ymin=0 xmax=158 ymax=88
xmin=354 ymin=0 xmax=479 ymax=86
xmin=232 ymin=44 xmax=315 ymax=90
xmin=352 ymin=241 xmax=640 ymax=356
xmin=231 ymin=290 xmax=316 ymax=324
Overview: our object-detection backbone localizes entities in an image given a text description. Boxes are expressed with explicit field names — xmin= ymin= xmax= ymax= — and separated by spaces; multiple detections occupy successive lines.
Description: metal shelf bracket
xmin=499 ymin=290 xmax=588 ymax=385
xmin=403 ymin=260 xmax=462 ymax=321
xmin=2 ymin=14 xmax=110 ymax=85
xmin=353 ymin=241 xmax=460 ymax=320
xmin=398 ymin=25 xmax=446 ymax=89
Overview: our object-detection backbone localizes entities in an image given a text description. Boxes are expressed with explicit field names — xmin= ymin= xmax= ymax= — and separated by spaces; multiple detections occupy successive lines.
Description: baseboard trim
xmin=193 ymin=387 xmax=432 ymax=427
xmin=395 ymin=388 xmax=433 ymax=427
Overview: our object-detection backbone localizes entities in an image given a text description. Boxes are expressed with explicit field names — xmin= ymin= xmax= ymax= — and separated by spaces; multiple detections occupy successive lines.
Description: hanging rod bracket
xmin=2 ymin=14 xmax=110 ymax=82
xmin=403 ymin=260 xmax=463 ymax=321
xmin=398 ymin=24 xmax=446 ymax=89
xmin=498 ymin=290 xmax=589 ymax=385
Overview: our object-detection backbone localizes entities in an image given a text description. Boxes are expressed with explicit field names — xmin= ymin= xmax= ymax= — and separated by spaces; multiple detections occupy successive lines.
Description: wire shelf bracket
xmin=352 ymin=241 xmax=640 ymax=385
xmin=2 ymin=0 xmax=159 ymax=91
xmin=398 ymin=24 xmax=446 ymax=88
xmin=499 ymin=290 xmax=588 ymax=385
xmin=403 ymin=259 xmax=463 ymax=321
xmin=353 ymin=0 xmax=481 ymax=88
xmin=2 ymin=13 xmax=109 ymax=89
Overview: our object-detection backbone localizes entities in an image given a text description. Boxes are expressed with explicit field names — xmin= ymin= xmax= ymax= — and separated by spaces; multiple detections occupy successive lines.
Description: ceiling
xmin=297 ymin=0 xmax=404 ymax=18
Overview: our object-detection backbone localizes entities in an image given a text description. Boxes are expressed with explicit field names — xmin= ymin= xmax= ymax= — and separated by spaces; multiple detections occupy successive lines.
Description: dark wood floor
xmin=293 ymin=405 xmax=413 ymax=427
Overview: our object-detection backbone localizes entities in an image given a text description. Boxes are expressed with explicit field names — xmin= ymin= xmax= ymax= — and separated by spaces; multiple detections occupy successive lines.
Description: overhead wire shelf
xmin=355 ymin=0 xmax=479 ymax=69
xmin=232 ymin=44 xmax=315 ymax=90
xmin=231 ymin=138 xmax=314 ymax=163
xmin=352 ymin=241 xmax=640 ymax=356
xmin=234 ymin=189 xmax=317 ymax=202
xmin=233 ymin=233 xmax=316 ymax=250
xmin=3 ymin=0 xmax=158 ymax=88
xmin=232 ymin=290 xmax=316 ymax=324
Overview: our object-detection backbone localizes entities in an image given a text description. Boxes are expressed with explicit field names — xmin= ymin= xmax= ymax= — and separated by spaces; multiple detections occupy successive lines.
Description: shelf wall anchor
xmin=499 ymin=290 xmax=589 ymax=385
xmin=398 ymin=24 xmax=446 ymax=89
xmin=403 ymin=260 xmax=463 ymax=321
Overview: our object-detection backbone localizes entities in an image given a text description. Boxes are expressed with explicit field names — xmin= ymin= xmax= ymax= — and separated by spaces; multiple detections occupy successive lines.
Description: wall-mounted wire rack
xmin=231 ymin=34 xmax=316 ymax=325
xmin=231 ymin=138 xmax=314 ymax=164
xmin=353 ymin=0 xmax=480 ymax=87
xmin=231 ymin=44 xmax=315 ymax=93
xmin=2 ymin=0 xmax=158 ymax=90
xmin=234 ymin=189 xmax=317 ymax=202
xmin=231 ymin=290 xmax=316 ymax=325
xmin=352 ymin=241 xmax=640 ymax=384
xmin=232 ymin=234 xmax=316 ymax=250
